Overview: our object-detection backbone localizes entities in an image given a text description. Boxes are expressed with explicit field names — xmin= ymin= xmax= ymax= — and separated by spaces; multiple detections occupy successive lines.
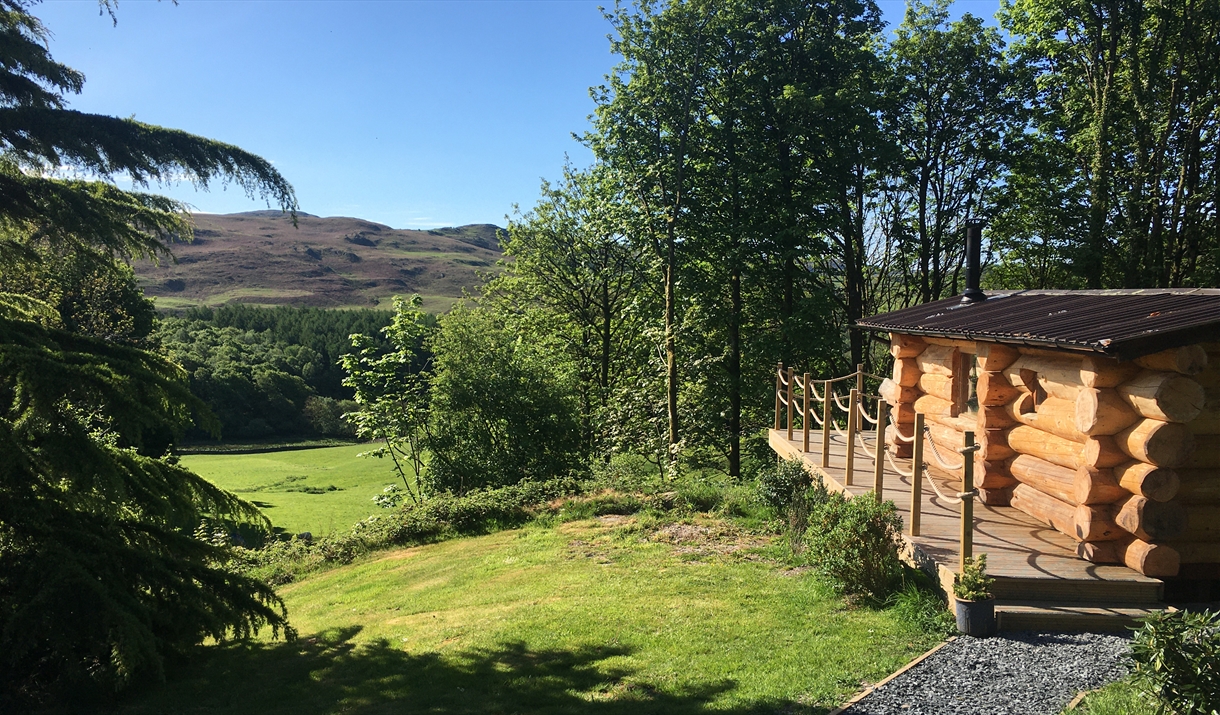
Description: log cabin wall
xmin=882 ymin=332 xmax=1220 ymax=578
xmin=1171 ymin=342 xmax=1220 ymax=574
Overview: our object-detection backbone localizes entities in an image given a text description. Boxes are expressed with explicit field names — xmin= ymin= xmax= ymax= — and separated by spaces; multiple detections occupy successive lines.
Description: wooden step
xmin=990 ymin=576 xmax=1162 ymax=606
xmin=996 ymin=602 xmax=1164 ymax=632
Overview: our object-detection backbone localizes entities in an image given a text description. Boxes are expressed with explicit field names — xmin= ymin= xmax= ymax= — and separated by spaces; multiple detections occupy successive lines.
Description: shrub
xmin=953 ymin=554 xmax=994 ymax=601
xmin=1129 ymin=609 xmax=1219 ymax=715
xmin=425 ymin=306 xmax=585 ymax=493
xmin=803 ymin=492 xmax=903 ymax=600
xmin=236 ymin=477 xmax=584 ymax=584
xmin=756 ymin=458 xmax=812 ymax=516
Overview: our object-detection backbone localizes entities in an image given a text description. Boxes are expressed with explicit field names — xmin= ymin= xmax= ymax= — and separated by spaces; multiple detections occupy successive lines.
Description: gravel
xmin=841 ymin=632 xmax=1131 ymax=715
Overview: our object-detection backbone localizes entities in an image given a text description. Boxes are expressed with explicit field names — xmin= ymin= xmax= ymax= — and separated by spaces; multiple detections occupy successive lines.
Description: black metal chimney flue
xmin=961 ymin=222 xmax=986 ymax=304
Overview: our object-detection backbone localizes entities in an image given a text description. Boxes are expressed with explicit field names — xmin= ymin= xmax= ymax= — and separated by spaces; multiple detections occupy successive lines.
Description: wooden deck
xmin=770 ymin=428 xmax=1167 ymax=630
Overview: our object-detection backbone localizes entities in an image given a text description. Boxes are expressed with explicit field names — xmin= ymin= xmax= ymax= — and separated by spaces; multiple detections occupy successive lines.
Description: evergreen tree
xmin=0 ymin=1 xmax=297 ymax=699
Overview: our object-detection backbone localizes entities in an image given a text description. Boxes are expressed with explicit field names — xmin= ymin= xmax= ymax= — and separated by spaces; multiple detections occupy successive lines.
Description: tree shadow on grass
xmin=114 ymin=625 xmax=831 ymax=715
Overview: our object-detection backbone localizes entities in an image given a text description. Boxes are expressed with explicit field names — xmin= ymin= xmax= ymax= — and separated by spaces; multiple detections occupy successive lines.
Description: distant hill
xmin=133 ymin=211 xmax=504 ymax=313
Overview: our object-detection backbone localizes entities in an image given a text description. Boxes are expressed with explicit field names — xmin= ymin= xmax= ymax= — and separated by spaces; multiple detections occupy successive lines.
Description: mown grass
xmin=1066 ymin=678 xmax=1158 ymax=714
xmin=120 ymin=516 xmax=943 ymax=715
xmin=183 ymin=444 xmax=407 ymax=536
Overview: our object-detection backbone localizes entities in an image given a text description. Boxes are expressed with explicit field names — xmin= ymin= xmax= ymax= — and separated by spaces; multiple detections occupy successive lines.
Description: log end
xmin=1125 ymin=541 xmax=1181 ymax=577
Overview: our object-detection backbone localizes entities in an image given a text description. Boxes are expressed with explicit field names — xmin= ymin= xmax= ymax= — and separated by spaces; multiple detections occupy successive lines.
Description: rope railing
xmin=772 ymin=360 xmax=980 ymax=575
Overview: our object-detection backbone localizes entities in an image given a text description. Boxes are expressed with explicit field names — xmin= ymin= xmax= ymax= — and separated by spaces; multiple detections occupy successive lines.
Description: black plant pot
xmin=954 ymin=598 xmax=996 ymax=637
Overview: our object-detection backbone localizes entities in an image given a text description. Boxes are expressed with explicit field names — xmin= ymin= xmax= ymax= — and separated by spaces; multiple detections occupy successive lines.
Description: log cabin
xmin=857 ymin=284 xmax=1220 ymax=581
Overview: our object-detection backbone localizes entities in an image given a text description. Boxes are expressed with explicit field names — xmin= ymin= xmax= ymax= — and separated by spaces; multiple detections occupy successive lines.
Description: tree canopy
xmin=0 ymin=0 xmax=300 ymax=701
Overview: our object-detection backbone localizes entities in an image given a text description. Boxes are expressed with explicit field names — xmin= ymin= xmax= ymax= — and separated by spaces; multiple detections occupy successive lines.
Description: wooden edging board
xmin=827 ymin=637 xmax=956 ymax=715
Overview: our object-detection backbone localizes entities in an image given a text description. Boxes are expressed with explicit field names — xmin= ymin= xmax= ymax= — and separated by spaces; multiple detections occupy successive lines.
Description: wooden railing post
xmin=910 ymin=412 xmax=924 ymax=536
xmin=786 ymin=367 xmax=795 ymax=441
xmin=821 ymin=380 xmax=832 ymax=468
xmin=802 ymin=372 xmax=811 ymax=452
xmin=873 ymin=399 xmax=888 ymax=502
xmin=856 ymin=363 xmax=864 ymax=396
xmin=960 ymin=430 xmax=976 ymax=573
xmin=845 ymin=388 xmax=858 ymax=485
xmin=774 ymin=362 xmax=782 ymax=430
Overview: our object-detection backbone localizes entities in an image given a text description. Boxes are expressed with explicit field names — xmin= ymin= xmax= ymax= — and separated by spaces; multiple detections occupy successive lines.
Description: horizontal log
xmin=1185 ymin=438 xmax=1220 ymax=468
xmin=1116 ymin=419 xmax=1194 ymax=467
xmin=1075 ymin=387 xmax=1141 ymax=436
xmin=1081 ymin=355 xmax=1142 ymax=388
xmin=979 ymin=486 xmax=1014 ymax=506
xmin=977 ymin=428 xmax=1015 ymax=461
xmin=978 ymin=343 xmax=1020 ymax=371
xmin=1001 ymin=362 xmax=1037 ymax=393
xmin=1076 ymin=465 xmax=1128 ymax=505
xmin=1007 ymin=395 xmax=1087 ymax=443
xmin=914 ymin=393 xmax=953 ymax=417
xmin=980 ymin=404 xmax=1017 ymax=429
xmin=916 ymin=344 xmax=957 ymax=377
xmin=1114 ymin=461 xmax=1180 ymax=502
xmin=977 ymin=371 xmax=1020 ymax=406
xmin=918 ymin=372 xmax=955 ymax=401
xmin=1008 ymin=455 xmax=1124 ymax=506
xmin=1077 ymin=538 xmax=1180 ymax=577
xmin=1196 ymin=365 xmax=1220 ymax=389
xmin=1003 ymin=354 xmax=1086 ymax=400
xmin=977 ymin=458 xmax=1018 ymax=490
xmin=1134 ymin=345 xmax=1208 ymax=376
xmin=880 ymin=378 xmax=919 ymax=406
xmin=1189 ymin=403 xmax=1220 ymax=434
xmin=1115 ymin=495 xmax=1187 ymax=541
xmin=1008 ymin=454 xmax=1076 ymax=505
xmin=1168 ymin=541 xmax=1220 ymax=564
xmin=1118 ymin=371 xmax=1205 ymax=423
xmin=1177 ymin=470 xmax=1220 ymax=503
xmin=925 ymin=421 xmax=966 ymax=462
xmin=1084 ymin=435 xmax=1129 ymax=469
xmin=893 ymin=358 xmax=920 ymax=388
xmin=1010 ymin=483 xmax=1124 ymax=542
xmin=921 ymin=336 xmax=979 ymax=352
xmin=1007 ymin=424 xmax=1084 ymax=470
xmin=890 ymin=334 xmax=926 ymax=359
xmin=1181 ymin=505 xmax=1220 ymax=542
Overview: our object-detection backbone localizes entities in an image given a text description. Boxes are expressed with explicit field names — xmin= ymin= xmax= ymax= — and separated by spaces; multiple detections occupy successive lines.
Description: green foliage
xmin=802 ymin=492 xmax=904 ymax=601
xmin=0 ymin=320 xmax=290 ymax=699
xmin=237 ymin=477 xmax=583 ymax=584
xmin=1071 ymin=677 xmax=1164 ymax=715
xmin=341 ymin=295 xmax=433 ymax=504
xmin=1128 ymin=609 xmax=1220 ymax=715
xmin=887 ymin=577 xmax=956 ymax=639
xmin=953 ymin=554 xmax=994 ymax=601
xmin=159 ymin=305 xmax=395 ymax=441
xmin=756 ymin=458 xmax=814 ymax=517
xmin=425 ymin=304 xmax=585 ymax=494
xmin=184 ymin=303 xmax=398 ymax=398
xmin=0 ymin=0 xmax=298 ymax=701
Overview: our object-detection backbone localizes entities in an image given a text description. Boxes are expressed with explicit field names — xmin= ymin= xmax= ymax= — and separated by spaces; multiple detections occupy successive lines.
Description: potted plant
xmin=953 ymin=554 xmax=996 ymax=637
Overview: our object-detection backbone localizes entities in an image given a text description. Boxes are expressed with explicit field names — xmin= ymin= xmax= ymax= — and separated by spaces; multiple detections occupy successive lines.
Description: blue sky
xmin=38 ymin=0 xmax=1000 ymax=229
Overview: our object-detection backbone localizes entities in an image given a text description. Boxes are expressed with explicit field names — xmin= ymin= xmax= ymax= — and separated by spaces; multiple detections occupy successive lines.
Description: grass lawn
xmin=119 ymin=517 xmax=941 ymax=715
xmin=183 ymin=444 xmax=406 ymax=536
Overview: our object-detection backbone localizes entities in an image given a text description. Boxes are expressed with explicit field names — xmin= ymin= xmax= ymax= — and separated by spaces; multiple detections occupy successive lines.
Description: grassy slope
xmin=122 ymin=518 xmax=938 ymax=714
xmin=184 ymin=444 xmax=404 ymax=536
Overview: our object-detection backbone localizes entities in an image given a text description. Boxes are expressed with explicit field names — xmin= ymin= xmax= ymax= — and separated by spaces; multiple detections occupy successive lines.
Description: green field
xmin=121 ymin=517 xmax=937 ymax=714
xmin=184 ymin=444 xmax=406 ymax=536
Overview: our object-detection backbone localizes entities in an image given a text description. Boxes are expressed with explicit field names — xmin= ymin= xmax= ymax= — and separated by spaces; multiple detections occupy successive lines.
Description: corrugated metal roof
xmin=855 ymin=289 xmax=1220 ymax=359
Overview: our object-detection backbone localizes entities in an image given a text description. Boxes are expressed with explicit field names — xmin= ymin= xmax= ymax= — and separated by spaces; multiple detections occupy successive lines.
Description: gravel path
xmin=841 ymin=632 xmax=1130 ymax=715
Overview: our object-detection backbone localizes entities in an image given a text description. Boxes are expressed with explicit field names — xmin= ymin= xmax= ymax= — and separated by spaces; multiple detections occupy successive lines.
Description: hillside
xmin=133 ymin=211 xmax=504 ymax=313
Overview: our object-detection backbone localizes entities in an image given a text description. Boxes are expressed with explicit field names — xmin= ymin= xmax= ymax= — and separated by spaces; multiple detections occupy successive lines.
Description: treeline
xmin=355 ymin=0 xmax=1220 ymax=489
xmin=159 ymin=305 xmax=405 ymax=441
